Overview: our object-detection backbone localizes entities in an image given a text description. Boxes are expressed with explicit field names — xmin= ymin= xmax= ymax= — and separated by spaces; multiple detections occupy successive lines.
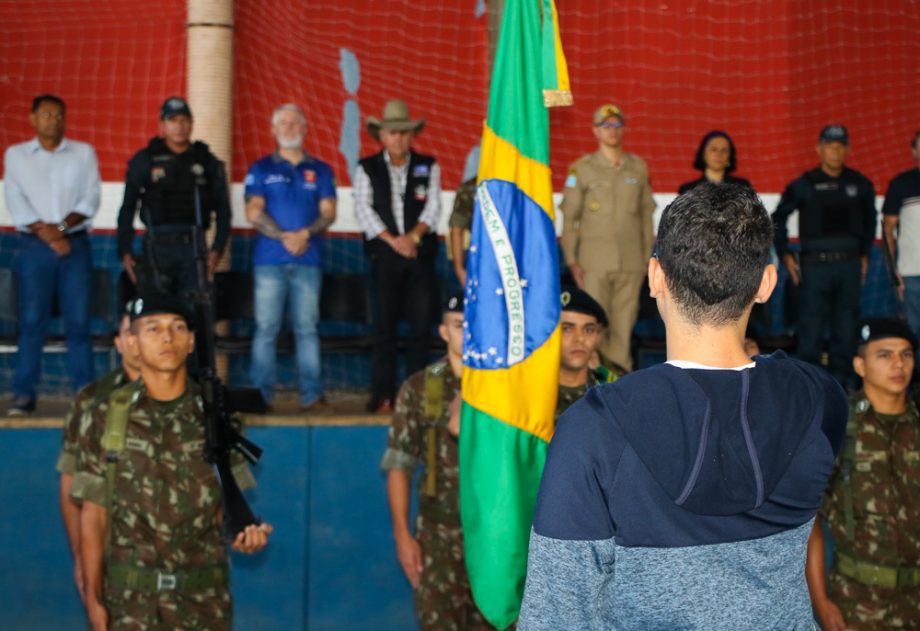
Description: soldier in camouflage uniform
xmin=556 ymin=287 xmax=625 ymax=418
xmin=806 ymin=318 xmax=920 ymax=630
xmin=448 ymin=177 xmax=477 ymax=286
xmin=71 ymin=293 xmax=270 ymax=631
xmin=57 ymin=306 xmax=141 ymax=602
xmin=382 ymin=293 xmax=498 ymax=630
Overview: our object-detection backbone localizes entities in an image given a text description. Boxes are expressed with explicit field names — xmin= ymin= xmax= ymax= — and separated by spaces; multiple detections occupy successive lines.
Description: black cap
xmin=857 ymin=318 xmax=917 ymax=350
xmin=444 ymin=292 xmax=464 ymax=314
xmin=160 ymin=96 xmax=192 ymax=121
xmin=560 ymin=286 xmax=608 ymax=327
xmin=819 ymin=124 xmax=849 ymax=145
xmin=129 ymin=292 xmax=195 ymax=328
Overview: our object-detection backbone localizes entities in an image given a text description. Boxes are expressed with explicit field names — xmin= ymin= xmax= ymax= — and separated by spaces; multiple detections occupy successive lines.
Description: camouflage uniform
xmin=71 ymin=379 xmax=254 ymax=631
xmin=56 ymin=368 xmax=131 ymax=476
xmin=820 ymin=391 xmax=920 ymax=629
xmin=448 ymin=177 xmax=477 ymax=262
xmin=555 ymin=366 xmax=623 ymax=418
xmin=381 ymin=358 xmax=496 ymax=630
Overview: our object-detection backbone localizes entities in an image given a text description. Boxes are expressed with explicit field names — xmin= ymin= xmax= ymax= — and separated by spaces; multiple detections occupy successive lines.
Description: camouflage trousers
xmin=104 ymin=585 xmax=232 ymax=630
xmin=829 ymin=569 xmax=920 ymax=629
xmin=414 ymin=514 xmax=507 ymax=631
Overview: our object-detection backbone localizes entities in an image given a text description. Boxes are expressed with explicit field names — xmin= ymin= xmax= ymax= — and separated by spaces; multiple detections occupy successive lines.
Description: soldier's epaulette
xmin=848 ymin=390 xmax=870 ymax=415
xmin=428 ymin=361 xmax=447 ymax=377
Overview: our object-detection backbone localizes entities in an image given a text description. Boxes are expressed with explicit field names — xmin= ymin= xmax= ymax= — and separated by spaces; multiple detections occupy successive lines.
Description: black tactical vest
xmin=140 ymin=137 xmax=216 ymax=228
xmin=359 ymin=151 xmax=437 ymax=258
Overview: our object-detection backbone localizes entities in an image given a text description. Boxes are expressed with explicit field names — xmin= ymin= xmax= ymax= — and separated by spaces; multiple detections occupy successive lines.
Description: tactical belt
xmin=836 ymin=551 xmax=920 ymax=588
xmin=147 ymin=232 xmax=193 ymax=246
xmin=799 ymin=250 xmax=859 ymax=264
xmin=107 ymin=564 xmax=227 ymax=592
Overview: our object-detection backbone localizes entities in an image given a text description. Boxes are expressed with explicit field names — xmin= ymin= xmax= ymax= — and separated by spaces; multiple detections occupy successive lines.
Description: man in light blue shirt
xmin=245 ymin=104 xmax=336 ymax=410
xmin=3 ymin=94 xmax=101 ymax=415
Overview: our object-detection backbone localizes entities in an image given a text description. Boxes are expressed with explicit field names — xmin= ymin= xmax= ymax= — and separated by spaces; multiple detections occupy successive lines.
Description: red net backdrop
xmin=1 ymin=0 xmax=918 ymax=196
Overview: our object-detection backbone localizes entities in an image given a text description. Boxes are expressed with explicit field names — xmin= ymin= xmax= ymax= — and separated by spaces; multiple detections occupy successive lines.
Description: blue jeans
xmin=13 ymin=232 xmax=94 ymax=399
xmin=903 ymin=275 xmax=920 ymax=342
xmin=250 ymin=264 xmax=323 ymax=405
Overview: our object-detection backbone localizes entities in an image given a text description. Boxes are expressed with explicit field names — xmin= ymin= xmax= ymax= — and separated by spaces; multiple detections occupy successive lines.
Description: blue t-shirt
xmin=244 ymin=153 xmax=336 ymax=266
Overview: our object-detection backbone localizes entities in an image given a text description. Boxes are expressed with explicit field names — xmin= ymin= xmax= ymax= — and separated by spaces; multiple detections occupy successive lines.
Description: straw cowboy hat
xmin=366 ymin=100 xmax=426 ymax=141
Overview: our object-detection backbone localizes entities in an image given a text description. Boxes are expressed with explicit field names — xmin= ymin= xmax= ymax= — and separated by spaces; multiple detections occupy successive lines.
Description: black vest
xmin=359 ymin=151 xmax=438 ymax=258
xmin=140 ymin=137 xmax=216 ymax=228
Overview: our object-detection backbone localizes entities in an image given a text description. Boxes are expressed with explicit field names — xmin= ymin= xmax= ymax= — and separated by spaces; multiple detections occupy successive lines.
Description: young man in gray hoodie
xmin=520 ymin=183 xmax=847 ymax=630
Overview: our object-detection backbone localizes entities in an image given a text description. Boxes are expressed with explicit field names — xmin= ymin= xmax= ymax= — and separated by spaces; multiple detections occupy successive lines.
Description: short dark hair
xmin=912 ymin=129 xmax=920 ymax=150
xmin=655 ymin=182 xmax=772 ymax=326
xmin=31 ymin=94 xmax=66 ymax=114
xmin=692 ymin=130 xmax=737 ymax=173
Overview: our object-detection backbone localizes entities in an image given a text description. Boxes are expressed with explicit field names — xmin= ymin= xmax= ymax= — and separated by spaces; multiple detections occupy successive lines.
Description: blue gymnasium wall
xmin=0 ymin=423 xmax=422 ymax=630
xmin=0 ymin=231 xmax=901 ymax=395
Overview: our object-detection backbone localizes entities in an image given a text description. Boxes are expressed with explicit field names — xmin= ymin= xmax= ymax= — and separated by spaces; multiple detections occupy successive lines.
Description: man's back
xmin=520 ymin=352 xmax=846 ymax=629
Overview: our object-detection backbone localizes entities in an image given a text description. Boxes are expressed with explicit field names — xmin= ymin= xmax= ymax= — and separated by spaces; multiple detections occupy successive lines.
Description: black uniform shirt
xmin=772 ymin=166 xmax=876 ymax=258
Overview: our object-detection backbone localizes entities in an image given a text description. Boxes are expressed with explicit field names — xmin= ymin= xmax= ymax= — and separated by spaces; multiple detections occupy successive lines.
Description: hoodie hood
xmin=598 ymin=351 xmax=839 ymax=517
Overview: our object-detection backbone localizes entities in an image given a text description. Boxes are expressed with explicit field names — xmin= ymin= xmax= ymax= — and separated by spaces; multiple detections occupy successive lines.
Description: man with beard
xmin=244 ymin=103 xmax=337 ymax=411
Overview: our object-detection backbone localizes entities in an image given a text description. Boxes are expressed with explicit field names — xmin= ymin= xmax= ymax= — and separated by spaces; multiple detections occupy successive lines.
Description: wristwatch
xmin=411 ymin=233 xmax=422 ymax=246
xmin=57 ymin=220 xmax=68 ymax=233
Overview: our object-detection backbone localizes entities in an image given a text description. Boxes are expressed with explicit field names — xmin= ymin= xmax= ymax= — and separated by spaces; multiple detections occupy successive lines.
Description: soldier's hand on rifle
xmin=395 ymin=530 xmax=424 ymax=588
xmin=231 ymin=522 xmax=273 ymax=554
xmin=122 ymin=253 xmax=138 ymax=284
xmin=782 ymin=253 xmax=801 ymax=286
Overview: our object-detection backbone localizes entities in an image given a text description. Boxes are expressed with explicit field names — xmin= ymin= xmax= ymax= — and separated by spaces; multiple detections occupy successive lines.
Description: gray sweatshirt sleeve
xmin=518 ymin=529 xmax=616 ymax=630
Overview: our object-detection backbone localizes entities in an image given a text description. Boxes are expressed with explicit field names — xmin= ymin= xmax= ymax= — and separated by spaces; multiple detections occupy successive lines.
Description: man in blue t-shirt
xmin=882 ymin=130 xmax=920 ymax=340
xmin=244 ymin=104 xmax=336 ymax=410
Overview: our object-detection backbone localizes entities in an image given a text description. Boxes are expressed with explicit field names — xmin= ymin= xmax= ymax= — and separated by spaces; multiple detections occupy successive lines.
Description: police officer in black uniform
xmin=773 ymin=125 xmax=876 ymax=386
xmin=117 ymin=97 xmax=231 ymax=298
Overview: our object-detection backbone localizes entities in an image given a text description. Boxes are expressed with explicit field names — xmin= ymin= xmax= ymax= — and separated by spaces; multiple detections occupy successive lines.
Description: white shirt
xmin=3 ymin=137 xmax=101 ymax=231
xmin=352 ymin=150 xmax=442 ymax=239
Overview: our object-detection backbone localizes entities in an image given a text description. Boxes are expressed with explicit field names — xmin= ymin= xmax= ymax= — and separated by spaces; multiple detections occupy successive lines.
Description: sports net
xmin=1 ymin=0 xmax=917 ymax=196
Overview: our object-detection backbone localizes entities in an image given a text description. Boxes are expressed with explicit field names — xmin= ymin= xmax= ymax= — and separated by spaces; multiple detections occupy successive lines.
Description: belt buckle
xmin=157 ymin=572 xmax=177 ymax=590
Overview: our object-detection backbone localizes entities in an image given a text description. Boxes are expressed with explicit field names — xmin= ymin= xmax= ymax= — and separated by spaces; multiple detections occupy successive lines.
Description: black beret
xmin=857 ymin=318 xmax=917 ymax=350
xmin=560 ymin=286 xmax=608 ymax=327
xmin=130 ymin=291 xmax=195 ymax=328
xmin=444 ymin=292 xmax=464 ymax=314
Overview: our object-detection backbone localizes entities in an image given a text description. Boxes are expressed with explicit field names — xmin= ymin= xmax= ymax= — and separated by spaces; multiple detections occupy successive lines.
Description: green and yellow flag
xmin=459 ymin=0 xmax=571 ymax=627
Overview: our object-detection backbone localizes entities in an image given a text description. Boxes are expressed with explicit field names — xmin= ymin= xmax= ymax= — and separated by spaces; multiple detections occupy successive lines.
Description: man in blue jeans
xmin=244 ymin=104 xmax=336 ymax=410
xmin=3 ymin=94 xmax=101 ymax=415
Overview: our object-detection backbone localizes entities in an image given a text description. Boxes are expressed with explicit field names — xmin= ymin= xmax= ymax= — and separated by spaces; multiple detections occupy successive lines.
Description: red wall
xmin=1 ymin=1 xmax=917 ymax=193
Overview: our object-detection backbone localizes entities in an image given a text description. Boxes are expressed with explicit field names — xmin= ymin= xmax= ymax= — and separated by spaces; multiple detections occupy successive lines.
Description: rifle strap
xmin=101 ymin=386 xmax=138 ymax=554
xmin=424 ymin=366 xmax=444 ymax=498
xmin=841 ymin=398 xmax=865 ymax=544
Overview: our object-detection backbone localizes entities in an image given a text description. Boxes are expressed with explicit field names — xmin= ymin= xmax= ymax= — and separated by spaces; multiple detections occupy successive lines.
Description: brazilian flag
xmin=459 ymin=0 xmax=571 ymax=628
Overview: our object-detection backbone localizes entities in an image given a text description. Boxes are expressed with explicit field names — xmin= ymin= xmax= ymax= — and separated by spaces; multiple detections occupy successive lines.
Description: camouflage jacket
xmin=381 ymin=358 xmax=461 ymax=525
xmin=56 ymin=368 xmax=132 ymax=475
xmin=555 ymin=366 xmax=622 ymax=418
xmin=448 ymin=177 xmax=477 ymax=232
xmin=71 ymin=379 xmax=252 ymax=572
xmin=821 ymin=390 xmax=920 ymax=565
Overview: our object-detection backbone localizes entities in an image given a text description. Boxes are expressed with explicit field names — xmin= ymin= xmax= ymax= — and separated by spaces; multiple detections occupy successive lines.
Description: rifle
xmin=190 ymin=186 xmax=267 ymax=541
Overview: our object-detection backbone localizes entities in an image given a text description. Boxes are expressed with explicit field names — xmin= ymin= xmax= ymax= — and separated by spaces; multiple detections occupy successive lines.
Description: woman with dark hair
xmin=678 ymin=130 xmax=753 ymax=194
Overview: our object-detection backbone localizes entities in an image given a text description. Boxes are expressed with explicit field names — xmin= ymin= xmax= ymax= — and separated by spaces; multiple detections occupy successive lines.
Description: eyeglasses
xmin=596 ymin=120 xmax=624 ymax=130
